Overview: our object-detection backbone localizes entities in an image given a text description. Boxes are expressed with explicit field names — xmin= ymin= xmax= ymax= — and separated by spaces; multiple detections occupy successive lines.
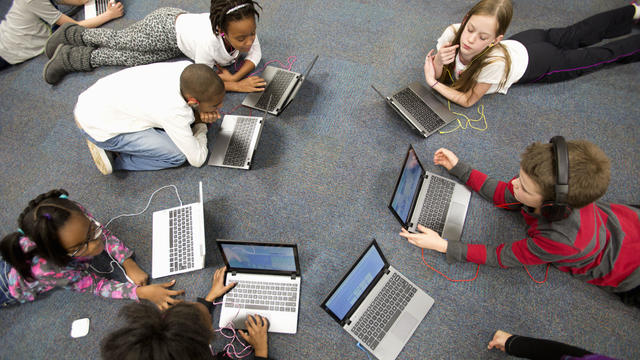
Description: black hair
xmin=209 ymin=0 xmax=262 ymax=35
xmin=0 ymin=189 xmax=81 ymax=281
xmin=101 ymin=301 xmax=215 ymax=360
xmin=180 ymin=64 xmax=225 ymax=102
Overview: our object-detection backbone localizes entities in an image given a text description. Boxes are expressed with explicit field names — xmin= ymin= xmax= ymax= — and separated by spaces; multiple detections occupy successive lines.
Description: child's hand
xmin=236 ymin=76 xmax=267 ymax=93
xmin=122 ymin=258 xmax=148 ymax=286
xmin=106 ymin=1 xmax=124 ymax=20
xmin=487 ymin=330 xmax=512 ymax=352
xmin=198 ymin=110 xmax=221 ymax=124
xmin=424 ymin=50 xmax=437 ymax=86
xmin=238 ymin=314 xmax=269 ymax=358
xmin=434 ymin=42 xmax=459 ymax=67
xmin=399 ymin=225 xmax=448 ymax=253
xmin=216 ymin=65 xmax=234 ymax=82
xmin=205 ymin=266 xmax=237 ymax=301
xmin=433 ymin=148 xmax=458 ymax=170
xmin=136 ymin=280 xmax=185 ymax=310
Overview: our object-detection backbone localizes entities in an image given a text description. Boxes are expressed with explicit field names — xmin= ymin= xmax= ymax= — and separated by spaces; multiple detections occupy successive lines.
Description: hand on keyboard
xmin=399 ymin=224 xmax=448 ymax=253
xmin=205 ymin=266 xmax=237 ymax=301
xmin=238 ymin=314 xmax=269 ymax=358
xmin=236 ymin=76 xmax=267 ymax=93
xmin=105 ymin=1 xmax=124 ymax=20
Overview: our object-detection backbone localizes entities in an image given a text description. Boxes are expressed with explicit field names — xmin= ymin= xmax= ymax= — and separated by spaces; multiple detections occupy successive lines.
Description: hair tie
xmin=17 ymin=228 xmax=24 ymax=235
xmin=226 ymin=3 xmax=249 ymax=14
xmin=59 ymin=194 xmax=68 ymax=199
xmin=43 ymin=213 xmax=52 ymax=220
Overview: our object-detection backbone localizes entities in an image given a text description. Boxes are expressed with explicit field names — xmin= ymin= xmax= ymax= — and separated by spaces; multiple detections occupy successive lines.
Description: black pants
xmin=511 ymin=5 xmax=640 ymax=83
xmin=505 ymin=335 xmax=593 ymax=360
xmin=0 ymin=57 xmax=10 ymax=71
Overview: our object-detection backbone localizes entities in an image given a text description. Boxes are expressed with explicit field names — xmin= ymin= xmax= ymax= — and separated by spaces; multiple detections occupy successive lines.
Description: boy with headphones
xmin=400 ymin=137 xmax=640 ymax=306
xmin=74 ymin=62 xmax=224 ymax=174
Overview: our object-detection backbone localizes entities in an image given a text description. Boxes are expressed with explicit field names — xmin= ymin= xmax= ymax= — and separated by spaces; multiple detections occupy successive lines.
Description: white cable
xmin=104 ymin=185 xmax=182 ymax=229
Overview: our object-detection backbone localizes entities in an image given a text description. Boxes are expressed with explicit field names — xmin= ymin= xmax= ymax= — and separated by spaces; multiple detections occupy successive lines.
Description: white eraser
xmin=70 ymin=318 xmax=90 ymax=338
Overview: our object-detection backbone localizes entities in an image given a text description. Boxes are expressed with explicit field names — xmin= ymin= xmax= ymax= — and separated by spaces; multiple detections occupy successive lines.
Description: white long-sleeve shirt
xmin=175 ymin=13 xmax=261 ymax=68
xmin=74 ymin=61 xmax=208 ymax=167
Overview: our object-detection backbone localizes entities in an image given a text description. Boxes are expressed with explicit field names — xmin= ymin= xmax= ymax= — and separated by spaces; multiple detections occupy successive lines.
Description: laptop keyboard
xmin=394 ymin=88 xmax=446 ymax=133
xmin=94 ymin=0 xmax=109 ymax=15
xmin=169 ymin=207 xmax=194 ymax=272
xmin=255 ymin=70 xmax=297 ymax=111
xmin=417 ymin=176 xmax=455 ymax=235
xmin=223 ymin=280 xmax=298 ymax=312
xmin=351 ymin=273 xmax=417 ymax=350
xmin=223 ymin=117 xmax=258 ymax=167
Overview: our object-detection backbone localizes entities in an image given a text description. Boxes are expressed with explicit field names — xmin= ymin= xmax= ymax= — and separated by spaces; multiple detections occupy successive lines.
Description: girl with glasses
xmin=0 ymin=189 xmax=183 ymax=309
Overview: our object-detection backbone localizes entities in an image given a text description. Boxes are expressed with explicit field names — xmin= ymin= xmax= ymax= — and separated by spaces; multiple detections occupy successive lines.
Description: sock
xmin=634 ymin=2 xmax=640 ymax=21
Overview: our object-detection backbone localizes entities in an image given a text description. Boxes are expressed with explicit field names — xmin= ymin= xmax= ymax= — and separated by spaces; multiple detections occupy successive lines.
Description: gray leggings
xmin=83 ymin=7 xmax=185 ymax=67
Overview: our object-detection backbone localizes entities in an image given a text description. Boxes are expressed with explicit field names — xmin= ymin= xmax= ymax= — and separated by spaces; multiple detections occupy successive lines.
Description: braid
xmin=1 ymin=189 xmax=79 ymax=281
xmin=209 ymin=0 xmax=262 ymax=35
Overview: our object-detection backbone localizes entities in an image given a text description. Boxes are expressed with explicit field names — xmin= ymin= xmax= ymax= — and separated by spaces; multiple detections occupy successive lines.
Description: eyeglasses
xmin=67 ymin=219 xmax=104 ymax=257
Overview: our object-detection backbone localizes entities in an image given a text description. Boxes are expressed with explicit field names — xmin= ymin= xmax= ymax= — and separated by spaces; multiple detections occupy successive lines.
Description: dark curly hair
xmin=0 ymin=189 xmax=82 ymax=281
xmin=209 ymin=0 xmax=262 ymax=35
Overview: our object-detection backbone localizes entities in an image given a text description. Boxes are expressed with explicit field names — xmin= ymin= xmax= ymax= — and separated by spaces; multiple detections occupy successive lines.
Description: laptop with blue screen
xmin=389 ymin=145 xmax=471 ymax=241
xmin=321 ymin=240 xmax=434 ymax=360
xmin=216 ymin=239 xmax=301 ymax=334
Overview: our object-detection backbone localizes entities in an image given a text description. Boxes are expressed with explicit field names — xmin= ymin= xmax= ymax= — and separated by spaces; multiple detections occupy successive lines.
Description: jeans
xmin=82 ymin=128 xmax=187 ymax=171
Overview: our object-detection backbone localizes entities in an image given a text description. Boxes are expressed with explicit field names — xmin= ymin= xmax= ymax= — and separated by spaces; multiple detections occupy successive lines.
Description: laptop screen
xmin=323 ymin=244 xmax=385 ymax=321
xmin=390 ymin=147 xmax=424 ymax=223
xmin=220 ymin=243 xmax=297 ymax=272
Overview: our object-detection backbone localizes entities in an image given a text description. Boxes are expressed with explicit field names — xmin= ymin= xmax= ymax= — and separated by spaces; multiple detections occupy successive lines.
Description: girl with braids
xmin=424 ymin=0 xmax=640 ymax=107
xmin=0 ymin=189 xmax=185 ymax=309
xmin=44 ymin=0 xmax=267 ymax=93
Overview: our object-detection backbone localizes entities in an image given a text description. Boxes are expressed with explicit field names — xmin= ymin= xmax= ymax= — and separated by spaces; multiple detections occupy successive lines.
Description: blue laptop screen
xmin=324 ymin=245 xmax=385 ymax=321
xmin=391 ymin=148 xmax=423 ymax=223
xmin=221 ymin=243 xmax=297 ymax=272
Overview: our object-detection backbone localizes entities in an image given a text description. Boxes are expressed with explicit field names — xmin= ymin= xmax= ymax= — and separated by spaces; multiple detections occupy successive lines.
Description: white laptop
xmin=151 ymin=182 xmax=206 ymax=279
xmin=207 ymin=97 xmax=271 ymax=170
xmin=84 ymin=0 xmax=110 ymax=19
xmin=242 ymin=55 xmax=318 ymax=116
xmin=216 ymin=240 xmax=301 ymax=334
xmin=321 ymin=240 xmax=434 ymax=360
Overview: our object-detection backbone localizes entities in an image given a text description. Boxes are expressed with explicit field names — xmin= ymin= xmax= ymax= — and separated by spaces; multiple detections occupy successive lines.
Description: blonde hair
xmin=520 ymin=140 xmax=611 ymax=209
xmin=439 ymin=0 xmax=513 ymax=93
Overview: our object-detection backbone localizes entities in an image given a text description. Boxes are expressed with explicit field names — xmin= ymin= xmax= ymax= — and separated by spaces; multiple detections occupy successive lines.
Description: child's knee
xmin=165 ymin=152 xmax=186 ymax=166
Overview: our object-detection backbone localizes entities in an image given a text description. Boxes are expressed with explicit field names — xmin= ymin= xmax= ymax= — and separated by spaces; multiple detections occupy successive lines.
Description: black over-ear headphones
xmin=540 ymin=136 xmax=572 ymax=221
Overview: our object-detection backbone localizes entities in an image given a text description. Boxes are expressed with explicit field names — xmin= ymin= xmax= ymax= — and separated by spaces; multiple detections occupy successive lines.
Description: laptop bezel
xmin=216 ymin=239 xmax=301 ymax=277
xmin=320 ymin=239 xmax=390 ymax=326
xmin=388 ymin=145 xmax=427 ymax=229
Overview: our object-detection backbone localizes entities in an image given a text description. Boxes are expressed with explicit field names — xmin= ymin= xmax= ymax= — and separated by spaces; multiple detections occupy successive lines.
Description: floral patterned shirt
xmin=7 ymin=208 xmax=138 ymax=302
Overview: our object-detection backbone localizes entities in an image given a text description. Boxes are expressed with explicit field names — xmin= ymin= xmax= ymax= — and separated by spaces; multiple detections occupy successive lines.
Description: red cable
xmin=421 ymin=248 xmax=479 ymax=282
xmin=523 ymin=264 xmax=550 ymax=284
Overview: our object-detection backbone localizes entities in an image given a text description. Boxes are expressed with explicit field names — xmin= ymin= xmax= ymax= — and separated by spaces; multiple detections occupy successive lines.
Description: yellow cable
xmin=438 ymin=68 xmax=489 ymax=134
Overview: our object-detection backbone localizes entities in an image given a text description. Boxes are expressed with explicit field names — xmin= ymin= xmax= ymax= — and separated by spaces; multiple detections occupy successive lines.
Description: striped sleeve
xmin=448 ymin=161 xmax=520 ymax=209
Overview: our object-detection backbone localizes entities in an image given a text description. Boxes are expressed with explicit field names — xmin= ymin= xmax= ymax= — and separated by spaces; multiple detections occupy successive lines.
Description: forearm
xmin=232 ymin=60 xmax=256 ymax=81
xmin=431 ymin=82 xmax=476 ymax=107
xmin=505 ymin=335 xmax=592 ymax=359
xmin=57 ymin=0 xmax=88 ymax=5
xmin=56 ymin=11 xmax=115 ymax=28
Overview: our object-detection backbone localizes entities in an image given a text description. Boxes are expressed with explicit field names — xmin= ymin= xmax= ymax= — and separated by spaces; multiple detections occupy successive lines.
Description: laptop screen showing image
xmin=390 ymin=148 xmax=423 ymax=223
xmin=324 ymin=245 xmax=385 ymax=321
xmin=220 ymin=243 xmax=297 ymax=272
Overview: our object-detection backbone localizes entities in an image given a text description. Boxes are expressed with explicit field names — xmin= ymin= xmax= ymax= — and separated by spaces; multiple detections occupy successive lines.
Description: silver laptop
xmin=242 ymin=55 xmax=318 ymax=115
xmin=151 ymin=182 xmax=206 ymax=279
xmin=372 ymin=82 xmax=457 ymax=138
xmin=84 ymin=0 xmax=110 ymax=19
xmin=208 ymin=96 xmax=272 ymax=170
xmin=217 ymin=240 xmax=301 ymax=334
xmin=321 ymin=240 xmax=434 ymax=360
xmin=389 ymin=145 xmax=471 ymax=242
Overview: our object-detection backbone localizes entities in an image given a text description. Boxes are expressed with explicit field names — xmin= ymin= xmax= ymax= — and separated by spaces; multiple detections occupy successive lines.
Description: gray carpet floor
xmin=1 ymin=0 xmax=639 ymax=359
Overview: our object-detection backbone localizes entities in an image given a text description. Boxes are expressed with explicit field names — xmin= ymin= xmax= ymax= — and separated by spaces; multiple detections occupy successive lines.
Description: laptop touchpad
xmin=390 ymin=311 xmax=418 ymax=340
xmin=447 ymin=202 xmax=466 ymax=227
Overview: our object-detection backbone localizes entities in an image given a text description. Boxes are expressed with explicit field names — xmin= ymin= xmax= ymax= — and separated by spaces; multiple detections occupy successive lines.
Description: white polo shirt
xmin=74 ymin=61 xmax=209 ymax=167
xmin=175 ymin=12 xmax=261 ymax=68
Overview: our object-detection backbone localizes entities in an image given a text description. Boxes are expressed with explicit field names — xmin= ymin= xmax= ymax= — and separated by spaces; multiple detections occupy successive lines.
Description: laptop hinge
xmin=384 ymin=268 xmax=391 ymax=275
xmin=346 ymin=319 xmax=352 ymax=326
xmin=290 ymin=274 xmax=296 ymax=280
xmin=408 ymin=222 xmax=414 ymax=228
xmin=231 ymin=271 xmax=237 ymax=276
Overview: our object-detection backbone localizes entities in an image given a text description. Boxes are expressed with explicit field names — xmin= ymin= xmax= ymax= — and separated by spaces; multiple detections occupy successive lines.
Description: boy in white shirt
xmin=74 ymin=61 xmax=224 ymax=174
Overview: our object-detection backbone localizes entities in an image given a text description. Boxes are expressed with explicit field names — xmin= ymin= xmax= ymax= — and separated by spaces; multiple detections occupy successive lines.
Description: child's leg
xmin=522 ymin=34 xmax=640 ymax=83
xmin=0 ymin=257 xmax=18 ymax=307
xmin=82 ymin=7 xmax=184 ymax=54
xmin=90 ymin=48 xmax=183 ymax=67
xmin=86 ymin=128 xmax=186 ymax=171
xmin=546 ymin=5 xmax=635 ymax=49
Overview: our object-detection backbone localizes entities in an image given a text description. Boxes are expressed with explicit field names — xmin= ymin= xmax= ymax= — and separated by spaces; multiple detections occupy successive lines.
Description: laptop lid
xmin=280 ymin=55 xmax=319 ymax=111
xmin=216 ymin=240 xmax=301 ymax=277
xmin=388 ymin=145 xmax=426 ymax=228
xmin=321 ymin=240 xmax=388 ymax=326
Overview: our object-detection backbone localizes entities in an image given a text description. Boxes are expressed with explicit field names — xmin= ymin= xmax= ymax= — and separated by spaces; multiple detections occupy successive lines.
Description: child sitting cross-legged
xmin=400 ymin=138 xmax=640 ymax=307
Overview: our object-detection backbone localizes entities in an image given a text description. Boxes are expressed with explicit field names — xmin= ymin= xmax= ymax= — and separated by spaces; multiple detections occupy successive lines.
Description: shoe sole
xmin=86 ymin=140 xmax=113 ymax=175
xmin=42 ymin=44 xmax=64 ymax=85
